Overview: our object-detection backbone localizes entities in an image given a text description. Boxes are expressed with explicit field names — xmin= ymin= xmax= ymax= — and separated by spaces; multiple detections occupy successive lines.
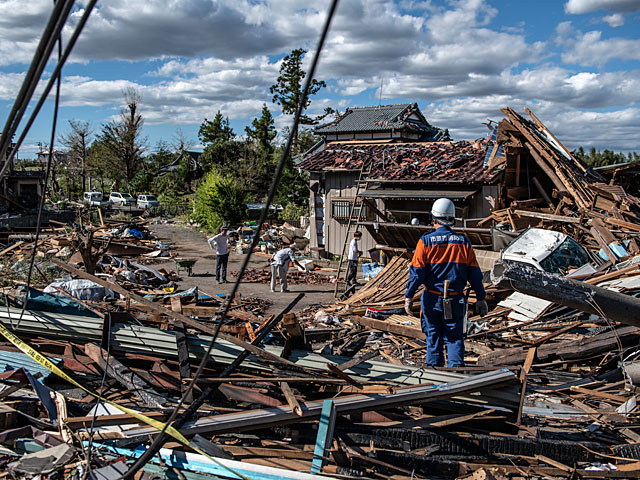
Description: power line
xmin=0 ymin=0 xmax=75 ymax=181
xmin=120 ymin=0 xmax=341 ymax=477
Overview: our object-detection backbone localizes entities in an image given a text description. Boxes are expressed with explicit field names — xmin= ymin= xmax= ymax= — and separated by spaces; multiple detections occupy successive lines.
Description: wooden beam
xmin=311 ymin=400 xmax=337 ymax=474
xmin=351 ymin=315 xmax=423 ymax=340
xmin=173 ymin=320 xmax=192 ymax=403
xmin=517 ymin=347 xmax=536 ymax=426
xmin=280 ymin=381 xmax=302 ymax=416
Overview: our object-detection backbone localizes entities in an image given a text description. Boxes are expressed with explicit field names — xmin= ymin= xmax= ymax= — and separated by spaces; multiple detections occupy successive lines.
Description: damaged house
xmin=299 ymin=104 xmax=609 ymax=260
xmin=0 ymin=141 xmax=45 ymax=211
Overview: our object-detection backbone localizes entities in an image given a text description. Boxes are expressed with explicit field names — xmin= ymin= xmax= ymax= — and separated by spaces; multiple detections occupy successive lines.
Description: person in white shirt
xmin=271 ymin=244 xmax=303 ymax=293
xmin=346 ymin=231 xmax=362 ymax=285
xmin=208 ymin=226 xmax=230 ymax=284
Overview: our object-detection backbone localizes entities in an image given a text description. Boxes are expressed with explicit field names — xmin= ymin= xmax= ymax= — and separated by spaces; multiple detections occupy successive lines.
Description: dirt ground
xmin=148 ymin=221 xmax=338 ymax=315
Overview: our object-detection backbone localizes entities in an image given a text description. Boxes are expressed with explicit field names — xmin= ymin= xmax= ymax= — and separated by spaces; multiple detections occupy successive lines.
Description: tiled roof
xmin=315 ymin=103 xmax=451 ymax=141
xmin=298 ymin=141 xmax=500 ymax=183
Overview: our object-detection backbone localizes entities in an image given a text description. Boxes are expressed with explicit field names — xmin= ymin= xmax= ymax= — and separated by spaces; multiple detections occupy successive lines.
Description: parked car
xmin=109 ymin=192 xmax=135 ymax=206
xmin=137 ymin=194 xmax=159 ymax=209
xmin=83 ymin=191 xmax=110 ymax=208
xmin=501 ymin=227 xmax=591 ymax=274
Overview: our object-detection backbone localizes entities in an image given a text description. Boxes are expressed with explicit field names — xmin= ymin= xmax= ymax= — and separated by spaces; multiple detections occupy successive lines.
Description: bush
xmin=192 ymin=168 xmax=247 ymax=232
xmin=280 ymin=202 xmax=307 ymax=221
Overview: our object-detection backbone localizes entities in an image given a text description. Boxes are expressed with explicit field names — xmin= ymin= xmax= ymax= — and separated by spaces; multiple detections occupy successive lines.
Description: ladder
xmin=333 ymin=160 xmax=373 ymax=297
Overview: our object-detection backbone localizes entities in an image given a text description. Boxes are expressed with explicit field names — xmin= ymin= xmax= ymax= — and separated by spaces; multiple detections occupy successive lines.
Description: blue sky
xmin=1 ymin=0 xmax=639 ymax=157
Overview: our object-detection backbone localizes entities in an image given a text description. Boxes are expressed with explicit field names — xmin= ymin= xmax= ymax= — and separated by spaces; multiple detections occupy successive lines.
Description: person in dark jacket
xmin=404 ymin=198 xmax=488 ymax=367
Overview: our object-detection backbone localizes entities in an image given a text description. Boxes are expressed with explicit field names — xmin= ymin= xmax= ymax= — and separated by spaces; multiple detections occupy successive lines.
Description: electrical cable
xmin=120 ymin=0 xmax=340 ymax=477
xmin=0 ymin=0 xmax=76 ymax=181
xmin=7 ymin=0 xmax=99 ymax=172
xmin=0 ymin=0 xmax=70 ymax=160
xmin=18 ymin=11 xmax=64 ymax=323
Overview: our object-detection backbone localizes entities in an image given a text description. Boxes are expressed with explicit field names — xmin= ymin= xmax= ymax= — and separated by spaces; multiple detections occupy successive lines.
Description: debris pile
xmin=231 ymin=268 xmax=330 ymax=285
xmin=3 ymin=107 xmax=640 ymax=479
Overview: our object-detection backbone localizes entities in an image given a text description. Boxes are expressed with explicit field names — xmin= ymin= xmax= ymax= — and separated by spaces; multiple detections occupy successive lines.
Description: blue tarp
xmin=484 ymin=127 xmax=504 ymax=167
xmin=25 ymin=288 xmax=99 ymax=317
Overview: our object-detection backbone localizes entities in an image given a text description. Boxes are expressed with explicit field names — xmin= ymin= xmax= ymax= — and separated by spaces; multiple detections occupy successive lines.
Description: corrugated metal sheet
xmin=0 ymin=350 xmax=56 ymax=378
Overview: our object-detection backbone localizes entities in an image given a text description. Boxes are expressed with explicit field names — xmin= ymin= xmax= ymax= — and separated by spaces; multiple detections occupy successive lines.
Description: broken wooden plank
xmin=351 ymin=315 xmax=423 ymax=340
xmin=280 ymin=381 xmax=302 ymax=416
xmin=84 ymin=343 xmax=167 ymax=409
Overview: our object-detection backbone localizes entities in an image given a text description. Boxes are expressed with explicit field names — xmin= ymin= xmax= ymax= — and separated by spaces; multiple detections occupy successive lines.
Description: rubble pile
xmin=231 ymin=267 xmax=330 ymax=285
xmin=3 ymin=108 xmax=640 ymax=479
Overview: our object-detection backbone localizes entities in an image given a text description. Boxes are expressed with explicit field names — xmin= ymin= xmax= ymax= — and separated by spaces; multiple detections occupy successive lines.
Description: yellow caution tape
xmin=0 ymin=321 xmax=251 ymax=480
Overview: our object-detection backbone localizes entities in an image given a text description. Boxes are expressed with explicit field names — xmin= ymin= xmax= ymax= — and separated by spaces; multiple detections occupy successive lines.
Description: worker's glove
xmin=404 ymin=297 xmax=413 ymax=317
xmin=477 ymin=300 xmax=488 ymax=317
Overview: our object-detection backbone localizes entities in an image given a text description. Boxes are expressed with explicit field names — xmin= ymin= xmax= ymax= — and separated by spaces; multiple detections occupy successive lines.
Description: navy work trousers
xmin=420 ymin=291 xmax=466 ymax=367
xmin=216 ymin=253 xmax=229 ymax=282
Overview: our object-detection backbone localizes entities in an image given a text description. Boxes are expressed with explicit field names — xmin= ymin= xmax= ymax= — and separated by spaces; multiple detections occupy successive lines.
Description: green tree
xmin=574 ymin=146 xmax=632 ymax=167
xmin=269 ymin=48 xmax=328 ymax=150
xmin=193 ymin=168 xmax=247 ymax=232
xmin=97 ymin=88 xmax=146 ymax=185
xmin=199 ymin=111 xmax=234 ymax=145
xmin=198 ymin=112 xmax=240 ymax=172
xmin=245 ymin=104 xmax=277 ymax=154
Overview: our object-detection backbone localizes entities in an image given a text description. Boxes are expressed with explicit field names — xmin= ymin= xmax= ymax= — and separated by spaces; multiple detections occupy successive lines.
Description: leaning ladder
xmin=333 ymin=161 xmax=373 ymax=297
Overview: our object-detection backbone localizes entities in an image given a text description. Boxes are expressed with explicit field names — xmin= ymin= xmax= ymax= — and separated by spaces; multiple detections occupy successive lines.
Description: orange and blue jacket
xmin=406 ymin=226 xmax=486 ymax=301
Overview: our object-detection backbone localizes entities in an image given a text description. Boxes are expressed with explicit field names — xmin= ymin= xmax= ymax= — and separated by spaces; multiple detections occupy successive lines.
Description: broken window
xmin=540 ymin=237 xmax=590 ymax=274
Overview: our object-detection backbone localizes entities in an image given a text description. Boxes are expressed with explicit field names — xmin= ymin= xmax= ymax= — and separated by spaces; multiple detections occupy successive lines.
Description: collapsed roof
xmin=298 ymin=141 xmax=500 ymax=184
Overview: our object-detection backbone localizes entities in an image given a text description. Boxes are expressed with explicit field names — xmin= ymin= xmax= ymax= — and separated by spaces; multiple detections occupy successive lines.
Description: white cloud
xmin=424 ymin=97 xmax=640 ymax=152
xmin=561 ymin=29 xmax=640 ymax=65
xmin=565 ymin=0 xmax=640 ymax=14
xmin=602 ymin=13 xmax=626 ymax=25
xmin=1 ymin=0 xmax=639 ymax=156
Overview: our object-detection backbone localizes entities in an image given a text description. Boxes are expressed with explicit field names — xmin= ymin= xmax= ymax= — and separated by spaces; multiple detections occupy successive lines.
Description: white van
xmin=137 ymin=194 xmax=159 ymax=209
xmin=83 ymin=191 xmax=109 ymax=208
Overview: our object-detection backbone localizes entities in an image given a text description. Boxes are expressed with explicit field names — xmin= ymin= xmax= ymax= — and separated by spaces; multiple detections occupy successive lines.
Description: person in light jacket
xmin=271 ymin=244 xmax=303 ymax=293
xmin=345 ymin=231 xmax=362 ymax=285
xmin=208 ymin=226 xmax=230 ymax=284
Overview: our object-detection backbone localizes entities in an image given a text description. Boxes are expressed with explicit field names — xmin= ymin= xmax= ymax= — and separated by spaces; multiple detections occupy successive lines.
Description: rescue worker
xmin=271 ymin=243 xmax=304 ymax=293
xmin=208 ymin=226 xmax=230 ymax=284
xmin=345 ymin=231 xmax=362 ymax=285
xmin=404 ymin=198 xmax=488 ymax=367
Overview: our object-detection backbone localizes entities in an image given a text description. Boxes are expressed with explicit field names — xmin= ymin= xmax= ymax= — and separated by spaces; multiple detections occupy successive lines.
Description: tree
xmin=198 ymin=111 xmax=234 ymax=145
xmin=245 ymin=104 xmax=277 ymax=154
xmin=574 ymin=146 xmax=636 ymax=167
xmin=171 ymin=128 xmax=195 ymax=154
xmin=198 ymin=112 xmax=239 ymax=172
xmin=269 ymin=48 xmax=327 ymax=150
xmin=59 ymin=120 xmax=92 ymax=192
xmin=97 ymin=88 xmax=146 ymax=186
xmin=193 ymin=168 xmax=247 ymax=232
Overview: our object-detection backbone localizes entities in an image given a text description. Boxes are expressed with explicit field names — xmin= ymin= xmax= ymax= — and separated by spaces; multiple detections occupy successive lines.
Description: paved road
xmin=148 ymin=221 xmax=337 ymax=316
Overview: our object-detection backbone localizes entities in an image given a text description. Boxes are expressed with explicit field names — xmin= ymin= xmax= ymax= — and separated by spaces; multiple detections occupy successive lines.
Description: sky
xmin=1 ymin=0 xmax=639 ymax=158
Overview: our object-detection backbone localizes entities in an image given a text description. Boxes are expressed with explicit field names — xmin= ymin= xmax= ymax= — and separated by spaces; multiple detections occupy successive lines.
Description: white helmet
xmin=431 ymin=198 xmax=455 ymax=226
xmin=411 ymin=218 xmax=420 ymax=225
